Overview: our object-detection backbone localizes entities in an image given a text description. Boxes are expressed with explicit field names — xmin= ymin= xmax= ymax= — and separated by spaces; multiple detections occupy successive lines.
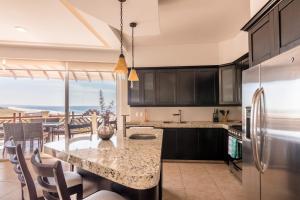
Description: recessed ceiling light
xmin=14 ymin=26 xmax=27 ymax=32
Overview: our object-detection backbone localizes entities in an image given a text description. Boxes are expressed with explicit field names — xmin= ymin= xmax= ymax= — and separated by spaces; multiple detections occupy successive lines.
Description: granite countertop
xmin=126 ymin=121 xmax=241 ymax=130
xmin=44 ymin=128 xmax=163 ymax=190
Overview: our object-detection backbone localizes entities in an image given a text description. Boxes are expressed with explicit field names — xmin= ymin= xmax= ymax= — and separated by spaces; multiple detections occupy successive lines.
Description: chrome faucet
xmin=173 ymin=110 xmax=182 ymax=123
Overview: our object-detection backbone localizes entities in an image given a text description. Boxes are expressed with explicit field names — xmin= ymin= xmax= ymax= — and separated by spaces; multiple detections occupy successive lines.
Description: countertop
xmin=44 ymin=128 xmax=163 ymax=190
xmin=126 ymin=121 xmax=241 ymax=130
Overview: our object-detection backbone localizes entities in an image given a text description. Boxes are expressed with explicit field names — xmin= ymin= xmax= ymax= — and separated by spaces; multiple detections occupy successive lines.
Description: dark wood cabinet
xmin=162 ymin=129 xmax=177 ymax=159
xmin=128 ymin=71 xmax=143 ymax=106
xmin=195 ymin=68 xmax=218 ymax=106
xmin=177 ymin=128 xmax=199 ymax=160
xmin=275 ymin=0 xmax=300 ymax=53
xmin=128 ymin=67 xmax=219 ymax=107
xmin=219 ymin=64 xmax=242 ymax=105
xmin=242 ymin=0 xmax=300 ymax=66
xmin=248 ymin=12 xmax=275 ymax=66
xmin=198 ymin=128 xmax=225 ymax=160
xmin=143 ymin=70 xmax=156 ymax=105
xmin=162 ymin=128 xmax=226 ymax=161
xmin=176 ymin=70 xmax=195 ymax=105
xmin=156 ymin=70 xmax=177 ymax=105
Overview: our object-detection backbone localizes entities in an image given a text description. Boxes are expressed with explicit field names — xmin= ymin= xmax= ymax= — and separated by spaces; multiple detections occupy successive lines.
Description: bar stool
xmin=4 ymin=137 xmax=27 ymax=200
xmin=31 ymin=149 xmax=83 ymax=199
xmin=15 ymin=144 xmax=44 ymax=200
xmin=53 ymin=161 xmax=126 ymax=200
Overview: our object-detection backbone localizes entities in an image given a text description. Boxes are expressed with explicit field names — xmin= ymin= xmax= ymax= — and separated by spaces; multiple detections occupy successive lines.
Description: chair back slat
xmin=30 ymin=149 xmax=57 ymax=194
xmin=3 ymin=123 xmax=24 ymax=143
xmin=4 ymin=137 xmax=26 ymax=186
xmin=23 ymin=123 xmax=43 ymax=140
xmin=53 ymin=161 xmax=71 ymax=200
xmin=16 ymin=144 xmax=39 ymax=200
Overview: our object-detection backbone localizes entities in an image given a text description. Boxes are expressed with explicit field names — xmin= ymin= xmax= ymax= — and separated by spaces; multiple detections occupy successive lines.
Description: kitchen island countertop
xmin=44 ymin=128 xmax=163 ymax=190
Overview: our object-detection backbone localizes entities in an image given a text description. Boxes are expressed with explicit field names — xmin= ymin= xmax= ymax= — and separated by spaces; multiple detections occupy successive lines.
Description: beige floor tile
xmin=163 ymin=187 xmax=186 ymax=200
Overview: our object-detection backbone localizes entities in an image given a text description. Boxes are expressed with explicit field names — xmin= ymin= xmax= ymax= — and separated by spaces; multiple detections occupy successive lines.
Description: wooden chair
xmin=23 ymin=123 xmax=44 ymax=151
xmin=3 ymin=123 xmax=24 ymax=157
xmin=31 ymin=149 xmax=83 ymax=199
xmin=16 ymin=144 xmax=44 ymax=200
xmin=53 ymin=161 xmax=126 ymax=200
xmin=4 ymin=137 xmax=26 ymax=200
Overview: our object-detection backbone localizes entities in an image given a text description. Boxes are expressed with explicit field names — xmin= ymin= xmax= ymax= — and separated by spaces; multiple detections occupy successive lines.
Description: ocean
xmin=0 ymin=105 xmax=115 ymax=114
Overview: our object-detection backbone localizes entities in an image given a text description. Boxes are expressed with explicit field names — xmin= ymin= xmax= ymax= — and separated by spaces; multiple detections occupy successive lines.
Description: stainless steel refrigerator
xmin=243 ymin=45 xmax=300 ymax=200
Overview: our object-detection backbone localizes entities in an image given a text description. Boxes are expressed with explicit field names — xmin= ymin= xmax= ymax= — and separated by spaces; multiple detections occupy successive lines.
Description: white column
xmin=116 ymin=77 xmax=130 ymax=130
xmin=64 ymin=62 xmax=70 ymax=141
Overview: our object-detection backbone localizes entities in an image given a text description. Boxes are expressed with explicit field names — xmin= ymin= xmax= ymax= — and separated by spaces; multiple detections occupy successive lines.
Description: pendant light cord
xmin=131 ymin=25 xmax=134 ymax=69
xmin=120 ymin=1 xmax=124 ymax=55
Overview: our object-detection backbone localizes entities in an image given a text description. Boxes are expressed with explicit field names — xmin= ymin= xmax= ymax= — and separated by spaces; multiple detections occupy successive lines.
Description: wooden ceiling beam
xmin=86 ymin=71 xmax=91 ymax=82
xmin=72 ymin=71 xmax=78 ymax=81
xmin=98 ymin=72 xmax=103 ymax=81
xmin=43 ymin=71 xmax=49 ymax=80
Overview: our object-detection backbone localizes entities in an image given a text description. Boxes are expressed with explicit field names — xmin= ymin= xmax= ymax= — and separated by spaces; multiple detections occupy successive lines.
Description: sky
xmin=0 ymin=77 xmax=116 ymax=107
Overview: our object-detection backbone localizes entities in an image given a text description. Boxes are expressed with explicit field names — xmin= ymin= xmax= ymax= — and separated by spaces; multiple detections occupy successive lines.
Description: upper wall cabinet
xmin=176 ymin=69 xmax=196 ymax=105
xmin=219 ymin=65 xmax=238 ymax=105
xmin=248 ymin=12 xmax=276 ymax=66
xmin=275 ymin=0 xmax=300 ymax=53
xmin=195 ymin=68 xmax=219 ymax=106
xmin=156 ymin=70 xmax=177 ymax=105
xmin=128 ymin=67 xmax=219 ymax=107
xmin=242 ymin=0 xmax=300 ymax=66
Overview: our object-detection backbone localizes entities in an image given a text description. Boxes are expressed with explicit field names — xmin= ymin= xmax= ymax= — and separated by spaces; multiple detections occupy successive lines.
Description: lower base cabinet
xmin=162 ymin=128 xmax=227 ymax=161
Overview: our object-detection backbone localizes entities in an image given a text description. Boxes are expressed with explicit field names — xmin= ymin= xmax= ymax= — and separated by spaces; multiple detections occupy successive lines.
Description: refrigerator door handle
xmin=250 ymin=88 xmax=260 ymax=171
xmin=252 ymin=88 xmax=267 ymax=173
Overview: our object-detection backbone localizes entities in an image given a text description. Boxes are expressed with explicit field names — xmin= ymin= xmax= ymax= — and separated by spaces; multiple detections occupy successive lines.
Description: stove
xmin=227 ymin=125 xmax=242 ymax=182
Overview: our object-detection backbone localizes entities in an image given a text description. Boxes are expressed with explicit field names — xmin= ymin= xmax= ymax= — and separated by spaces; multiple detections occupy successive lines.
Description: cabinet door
xmin=195 ymin=68 xmax=218 ymax=106
xmin=128 ymin=71 xmax=142 ymax=105
xmin=275 ymin=0 xmax=300 ymax=53
xmin=177 ymin=128 xmax=199 ymax=160
xmin=219 ymin=65 xmax=237 ymax=105
xmin=176 ymin=70 xmax=195 ymax=105
xmin=249 ymin=12 xmax=275 ymax=66
xmin=236 ymin=66 xmax=242 ymax=105
xmin=156 ymin=70 xmax=176 ymax=105
xmin=162 ymin=129 xmax=177 ymax=159
xmin=198 ymin=128 xmax=224 ymax=160
xmin=143 ymin=71 xmax=156 ymax=105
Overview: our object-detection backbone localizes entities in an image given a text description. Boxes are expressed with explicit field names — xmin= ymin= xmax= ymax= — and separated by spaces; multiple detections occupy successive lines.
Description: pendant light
xmin=128 ymin=22 xmax=139 ymax=87
xmin=114 ymin=0 xmax=128 ymax=78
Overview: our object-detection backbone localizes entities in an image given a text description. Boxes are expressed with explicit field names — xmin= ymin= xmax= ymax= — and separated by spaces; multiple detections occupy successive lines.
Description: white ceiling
xmin=134 ymin=0 xmax=250 ymax=46
xmin=68 ymin=0 xmax=160 ymax=36
xmin=0 ymin=0 xmax=119 ymax=49
xmin=0 ymin=0 xmax=250 ymax=50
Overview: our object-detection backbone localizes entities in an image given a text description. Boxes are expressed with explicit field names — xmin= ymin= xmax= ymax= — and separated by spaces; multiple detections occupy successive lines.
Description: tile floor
xmin=0 ymin=161 xmax=245 ymax=200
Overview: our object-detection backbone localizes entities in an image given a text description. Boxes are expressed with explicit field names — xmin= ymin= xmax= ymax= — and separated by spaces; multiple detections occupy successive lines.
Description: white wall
xmin=250 ymin=0 xmax=269 ymax=17
xmin=218 ymin=32 xmax=249 ymax=64
xmin=134 ymin=43 xmax=220 ymax=67
xmin=129 ymin=107 xmax=242 ymax=122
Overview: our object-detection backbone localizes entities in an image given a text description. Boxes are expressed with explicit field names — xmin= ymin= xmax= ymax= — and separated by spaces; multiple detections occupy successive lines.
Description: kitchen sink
xmin=129 ymin=134 xmax=156 ymax=140
xmin=163 ymin=121 xmax=188 ymax=124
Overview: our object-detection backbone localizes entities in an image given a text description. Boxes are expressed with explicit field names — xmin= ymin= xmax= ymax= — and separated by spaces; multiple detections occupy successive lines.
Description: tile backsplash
xmin=129 ymin=107 xmax=242 ymax=122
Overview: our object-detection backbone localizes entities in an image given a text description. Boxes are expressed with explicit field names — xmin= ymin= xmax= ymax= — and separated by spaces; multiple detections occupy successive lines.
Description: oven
xmin=228 ymin=125 xmax=243 ymax=182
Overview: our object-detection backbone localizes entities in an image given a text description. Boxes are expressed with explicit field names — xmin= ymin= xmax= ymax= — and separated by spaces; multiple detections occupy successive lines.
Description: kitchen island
xmin=44 ymin=128 xmax=163 ymax=200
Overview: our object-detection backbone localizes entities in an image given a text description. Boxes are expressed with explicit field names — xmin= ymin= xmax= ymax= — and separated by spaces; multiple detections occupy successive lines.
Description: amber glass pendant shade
xmin=114 ymin=54 xmax=128 ymax=74
xmin=128 ymin=68 xmax=139 ymax=81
